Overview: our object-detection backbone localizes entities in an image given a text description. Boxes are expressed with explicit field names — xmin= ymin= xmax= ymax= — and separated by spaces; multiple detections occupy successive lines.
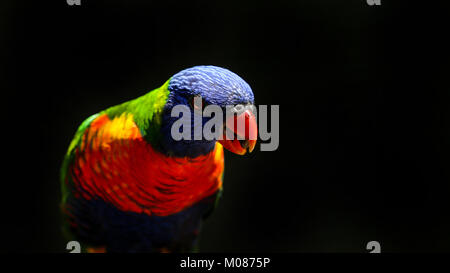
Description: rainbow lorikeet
xmin=60 ymin=66 xmax=257 ymax=252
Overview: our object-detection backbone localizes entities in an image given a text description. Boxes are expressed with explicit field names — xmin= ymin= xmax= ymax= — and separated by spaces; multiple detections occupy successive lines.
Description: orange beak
xmin=219 ymin=108 xmax=257 ymax=155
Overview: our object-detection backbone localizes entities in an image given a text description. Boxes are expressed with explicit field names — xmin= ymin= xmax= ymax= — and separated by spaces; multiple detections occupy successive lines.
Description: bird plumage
xmin=60 ymin=66 xmax=254 ymax=252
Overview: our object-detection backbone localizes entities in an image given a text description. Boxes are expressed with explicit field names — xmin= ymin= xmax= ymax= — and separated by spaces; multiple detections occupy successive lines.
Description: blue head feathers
xmin=167 ymin=65 xmax=254 ymax=107
xmin=157 ymin=65 xmax=255 ymax=158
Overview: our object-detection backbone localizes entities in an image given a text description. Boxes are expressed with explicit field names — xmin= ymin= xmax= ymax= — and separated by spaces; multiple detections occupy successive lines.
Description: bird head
xmin=161 ymin=65 xmax=257 ymax=157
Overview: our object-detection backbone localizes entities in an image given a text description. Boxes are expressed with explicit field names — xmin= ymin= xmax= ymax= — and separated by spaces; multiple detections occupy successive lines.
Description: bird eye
xmin=189 ymin=96 xmax=208 ymax=111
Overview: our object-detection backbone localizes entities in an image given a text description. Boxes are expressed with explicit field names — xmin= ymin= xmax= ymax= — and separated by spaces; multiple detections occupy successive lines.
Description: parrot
xmin=60 ymin=65 xmax=257 ymax=252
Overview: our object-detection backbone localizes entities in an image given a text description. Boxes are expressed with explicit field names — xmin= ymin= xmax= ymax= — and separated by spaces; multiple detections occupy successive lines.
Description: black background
xmin=1 ymin=0 xmax=449 ymax=252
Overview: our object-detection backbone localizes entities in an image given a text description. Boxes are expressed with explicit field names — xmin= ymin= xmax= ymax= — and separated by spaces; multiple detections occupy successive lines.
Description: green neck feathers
xmin=104 ymin=79 xmax=171 ymax=146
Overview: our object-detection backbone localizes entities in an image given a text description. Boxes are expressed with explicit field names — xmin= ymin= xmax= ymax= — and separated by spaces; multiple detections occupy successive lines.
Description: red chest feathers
xmin=69 ymin=113 xmax=224 ymax=216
